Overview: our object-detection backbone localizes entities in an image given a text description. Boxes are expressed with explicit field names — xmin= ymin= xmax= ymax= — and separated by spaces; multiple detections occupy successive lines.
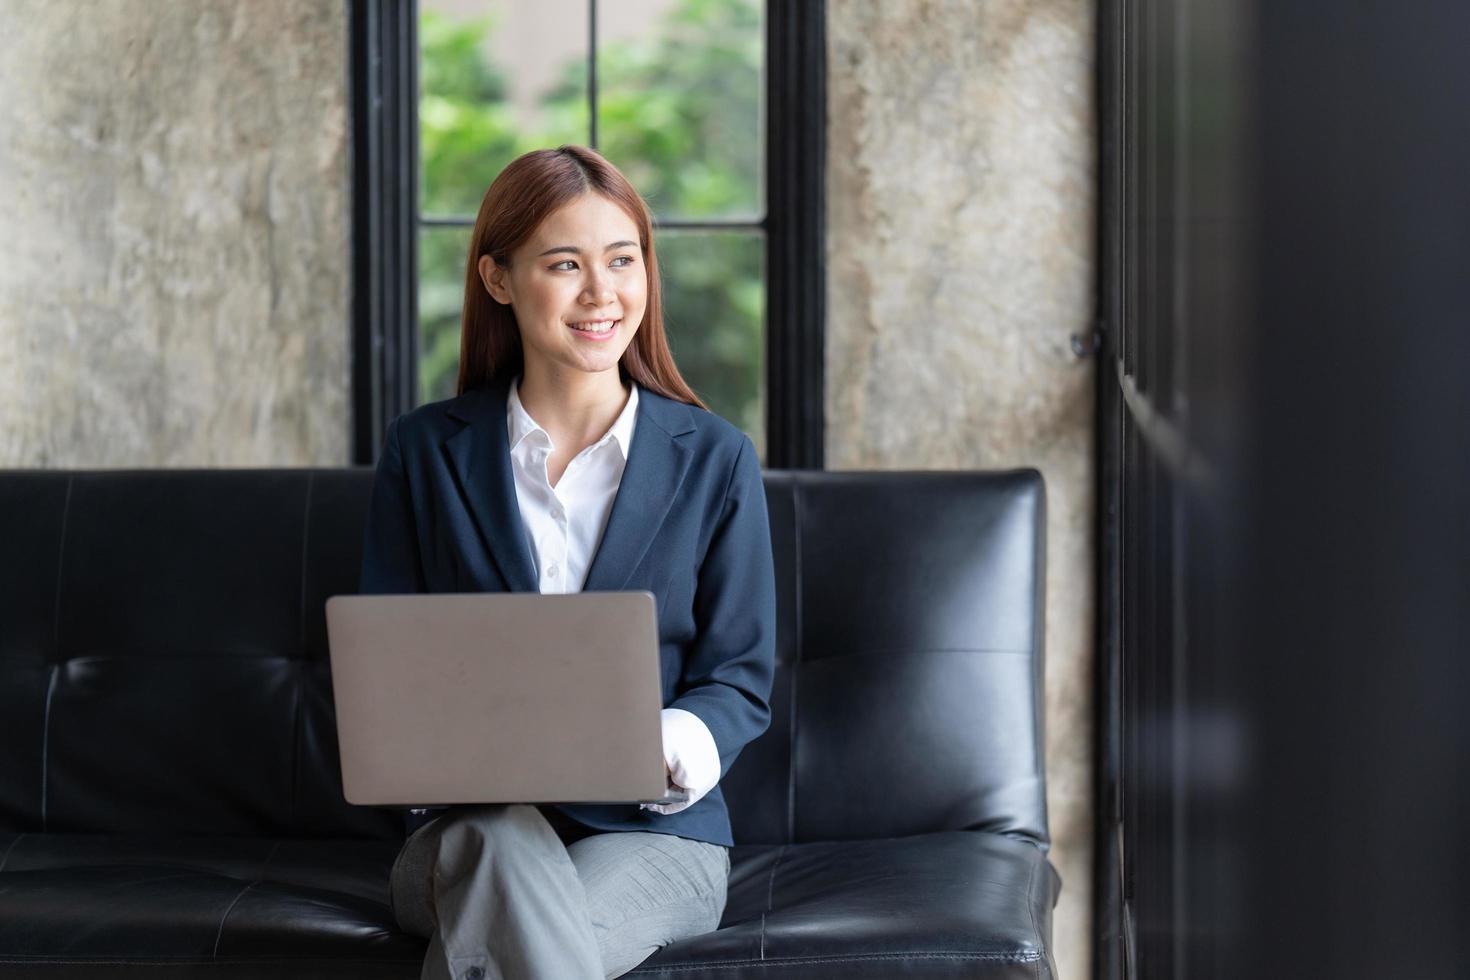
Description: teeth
xmin=570 ymin=320 xmax=617 ymax=334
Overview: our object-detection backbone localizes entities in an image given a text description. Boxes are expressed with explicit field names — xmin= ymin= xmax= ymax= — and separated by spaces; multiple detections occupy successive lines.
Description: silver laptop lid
xmin=325 ymin=592 xmax=673 ymax=807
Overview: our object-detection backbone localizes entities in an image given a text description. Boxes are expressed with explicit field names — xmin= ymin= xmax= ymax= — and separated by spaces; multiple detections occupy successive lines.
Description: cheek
xmin=622 ymin=278 xmax=649 ymax=314
xmin=521 ymin=277 xmax=570 ymax=317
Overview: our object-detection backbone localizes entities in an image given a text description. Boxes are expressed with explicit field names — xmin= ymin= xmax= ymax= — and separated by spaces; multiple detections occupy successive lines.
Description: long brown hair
xmin=454 ymin=145 xmax=706 ymax=409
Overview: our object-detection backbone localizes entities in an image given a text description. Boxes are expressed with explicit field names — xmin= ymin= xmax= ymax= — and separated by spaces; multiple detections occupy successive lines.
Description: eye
xmin=551 ymin=256 xmax=634 ymax=271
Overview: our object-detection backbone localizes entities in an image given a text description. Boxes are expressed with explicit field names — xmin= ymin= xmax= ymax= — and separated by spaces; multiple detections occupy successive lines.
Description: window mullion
xmin=588 ymin=0 xmax=599 ymax=149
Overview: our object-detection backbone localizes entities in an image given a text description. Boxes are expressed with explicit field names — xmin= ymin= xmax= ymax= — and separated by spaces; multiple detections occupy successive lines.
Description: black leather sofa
xmin=0 ymin=468 xmax=1059 ymax=978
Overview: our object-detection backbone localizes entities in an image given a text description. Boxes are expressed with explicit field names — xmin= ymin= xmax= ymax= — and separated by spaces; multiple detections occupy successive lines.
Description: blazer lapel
xmin=443 ymin=375 xmax=540 ymax=593
xmin=582 ymin=386 xmax=696 ymax=593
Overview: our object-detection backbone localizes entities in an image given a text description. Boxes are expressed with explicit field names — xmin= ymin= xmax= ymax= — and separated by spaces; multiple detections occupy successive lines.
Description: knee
xmin=435 ymin=803 xmax=545 ymax=853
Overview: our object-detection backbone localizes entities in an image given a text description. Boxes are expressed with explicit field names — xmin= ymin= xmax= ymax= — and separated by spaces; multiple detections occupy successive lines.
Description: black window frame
xmin=349 ymin=0 xmax=825 ymax=469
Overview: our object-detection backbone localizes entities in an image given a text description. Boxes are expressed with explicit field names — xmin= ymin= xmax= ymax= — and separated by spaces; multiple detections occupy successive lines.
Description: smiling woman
xmin=479 ymin=195 xmax=646 ymax=379
xmin=455 ymin=145 xmax=705 ymax=414
xmin=362 ymin=143 xmax=775 ymax=979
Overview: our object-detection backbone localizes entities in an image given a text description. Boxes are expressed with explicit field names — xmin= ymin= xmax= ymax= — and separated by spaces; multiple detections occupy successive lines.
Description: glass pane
xmin=592 ymin=0 xmax=764 ymax=221
xmin=657 ymin=230 xmax=765 ymax=458
xmin=420 ymin=0 xmax=590 ymax=217
xmin=419 ymin=224 xmax=474 ymax=405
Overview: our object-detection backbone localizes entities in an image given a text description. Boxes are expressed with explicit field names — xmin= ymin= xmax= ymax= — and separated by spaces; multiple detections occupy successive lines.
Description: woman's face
xmin=480 ymin=192 xmax=646 ymax=382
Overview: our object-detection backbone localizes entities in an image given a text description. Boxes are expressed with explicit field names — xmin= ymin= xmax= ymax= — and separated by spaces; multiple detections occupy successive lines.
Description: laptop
xmin=324 ymin=591 xmax=689 ymax=808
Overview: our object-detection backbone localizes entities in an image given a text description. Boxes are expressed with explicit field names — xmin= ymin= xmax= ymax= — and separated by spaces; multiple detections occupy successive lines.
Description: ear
xmin=478 ymin=254 xmax=512 ymax=305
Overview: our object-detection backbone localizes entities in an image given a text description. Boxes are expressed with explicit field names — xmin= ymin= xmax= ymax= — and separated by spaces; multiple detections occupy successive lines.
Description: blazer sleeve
xmin=666 ymin=434 xmax=777 ymax=778
xmin=358 ymin=415 xmax=426 ymax=596
xmin=355 ymin=416 xmax=441 ymax=834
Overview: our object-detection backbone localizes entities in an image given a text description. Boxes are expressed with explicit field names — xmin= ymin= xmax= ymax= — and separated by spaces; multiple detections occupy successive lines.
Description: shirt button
xmin=548 ymin=563 xmax=560 ymax=578
xmin=464 ymin=968 xmax=485 ymax=980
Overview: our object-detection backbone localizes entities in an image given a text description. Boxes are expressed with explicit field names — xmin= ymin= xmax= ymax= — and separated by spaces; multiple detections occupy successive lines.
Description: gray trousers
xmin=389 ymin=803 xmax=731 ymax=980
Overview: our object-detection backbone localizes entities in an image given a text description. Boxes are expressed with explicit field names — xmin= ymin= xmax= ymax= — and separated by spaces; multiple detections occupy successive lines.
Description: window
xmin=350 ymin=0 xmax=824 ymax=468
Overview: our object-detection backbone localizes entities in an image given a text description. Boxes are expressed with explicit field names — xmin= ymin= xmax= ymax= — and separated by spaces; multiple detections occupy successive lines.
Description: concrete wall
xmin=0 ymin=0 xmax=350 ymax=467
xmin=825 ymin=2 xmax=1095 ymax=977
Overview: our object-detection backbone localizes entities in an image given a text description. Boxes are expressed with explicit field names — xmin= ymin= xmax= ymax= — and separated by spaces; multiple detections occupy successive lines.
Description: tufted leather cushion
xmin=0 ymin=832 xmax=421 ymax=976
xmin=637 ymin=834 xmax=1057 ymax=978
xmin=0 ymin=468 xmax=1057 ymax=978
xmin=724 ymin=472 xmax=1049 ymax=848
xmin=0 ymin=471 xmax=397 ymax=840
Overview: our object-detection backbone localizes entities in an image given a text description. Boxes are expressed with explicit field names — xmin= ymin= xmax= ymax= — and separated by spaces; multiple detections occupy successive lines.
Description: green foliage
xmin=544 ymin=0 xmax=762 ymax=220
xmin=417 ymin=11 xmax=517 ymax=215
xmin=416 ymin=0 xmax=764 ymax=448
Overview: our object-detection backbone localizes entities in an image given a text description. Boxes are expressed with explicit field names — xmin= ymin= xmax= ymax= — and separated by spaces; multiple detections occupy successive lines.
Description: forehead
xmin=529 ymin=193 xmax=640 ymax=247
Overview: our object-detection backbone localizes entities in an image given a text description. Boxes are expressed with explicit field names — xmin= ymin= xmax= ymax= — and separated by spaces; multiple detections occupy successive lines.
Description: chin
xmin=565 ymin=354 xmax=626 ymax=376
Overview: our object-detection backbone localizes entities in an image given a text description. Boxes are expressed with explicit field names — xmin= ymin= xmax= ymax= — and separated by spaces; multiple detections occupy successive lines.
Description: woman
xmin=357 ymin=145 xmax=777 ymax=980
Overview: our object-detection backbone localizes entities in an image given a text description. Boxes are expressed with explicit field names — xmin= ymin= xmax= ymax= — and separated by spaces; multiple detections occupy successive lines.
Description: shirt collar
xmin=506 ymin=377 xmax=640 ymax=461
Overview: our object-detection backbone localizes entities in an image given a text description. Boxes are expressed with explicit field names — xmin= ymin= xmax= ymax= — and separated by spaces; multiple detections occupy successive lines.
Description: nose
xmin=580 ymin=265 xmax=615 ymax=306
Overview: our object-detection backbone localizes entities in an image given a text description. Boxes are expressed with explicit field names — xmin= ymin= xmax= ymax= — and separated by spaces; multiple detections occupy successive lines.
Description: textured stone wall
xmin=826 ymin=2 xmax=1095 ymax=977
xmin=0 ymin=0 xmax=350 ymax=467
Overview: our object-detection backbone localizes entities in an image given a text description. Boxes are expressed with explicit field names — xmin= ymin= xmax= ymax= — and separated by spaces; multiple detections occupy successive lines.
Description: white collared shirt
xmin=505 ymin=377 xmax=719 ymax=813
xmin=507 ymin=377 xmax=639 ymax=594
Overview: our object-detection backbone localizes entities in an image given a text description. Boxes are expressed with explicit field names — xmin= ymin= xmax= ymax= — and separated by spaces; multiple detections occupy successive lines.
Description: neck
xmin=516 ymin=361 xmax=630 ymax=446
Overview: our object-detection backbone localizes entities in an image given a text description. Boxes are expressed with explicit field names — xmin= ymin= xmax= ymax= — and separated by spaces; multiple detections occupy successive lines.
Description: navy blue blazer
xmin=357 ymin=371 xmax=776 ymax=847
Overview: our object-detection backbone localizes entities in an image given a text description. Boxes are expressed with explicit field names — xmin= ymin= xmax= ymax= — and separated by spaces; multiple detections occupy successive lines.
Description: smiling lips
xmin=567 ymin=318 xmax=620 ymax=339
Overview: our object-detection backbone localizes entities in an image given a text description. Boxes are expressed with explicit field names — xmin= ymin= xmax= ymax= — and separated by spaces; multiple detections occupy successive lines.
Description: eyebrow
xmin=537 ymin=240 xmax=639 ymax=257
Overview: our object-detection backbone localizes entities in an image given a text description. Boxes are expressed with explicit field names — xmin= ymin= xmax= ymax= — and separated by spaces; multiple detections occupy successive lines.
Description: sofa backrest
xmin=0 ymin=468 xmax=1047 ymax=848
xmin=0 ymin=470 xmax=397 ymax=840
xmin=724 ymin=471 xmax=1049 ymax=848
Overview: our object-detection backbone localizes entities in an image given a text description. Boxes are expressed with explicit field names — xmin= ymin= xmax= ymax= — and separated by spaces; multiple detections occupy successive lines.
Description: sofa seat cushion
xmin=631 ymin=832 xmax=1059 ymax=979
xmin=0 ymin=833 xmax=422 ymax=978
xmin=0 ymin=831 xmax=1058 ymax=979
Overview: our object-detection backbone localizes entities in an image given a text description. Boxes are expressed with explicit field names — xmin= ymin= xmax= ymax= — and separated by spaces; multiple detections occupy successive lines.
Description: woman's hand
xmin=640 ymin=708 xmax=721 ymax=815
